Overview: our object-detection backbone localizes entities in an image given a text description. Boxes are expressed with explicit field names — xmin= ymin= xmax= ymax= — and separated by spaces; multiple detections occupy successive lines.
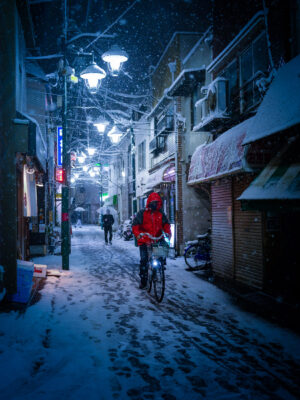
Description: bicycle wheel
xmin=153 ymin=263 xmax=165 ymax=302
xmin=184 ymin=245 xmax=203 ymax=269
xmin=147 ymin=264 xmax=153 ymax=293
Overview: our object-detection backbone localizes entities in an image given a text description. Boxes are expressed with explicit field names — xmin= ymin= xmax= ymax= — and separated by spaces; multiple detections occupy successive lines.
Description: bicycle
xmin=184 ymin=232 xmax=211 ymax=271
xmin=140 ymin=232 xmax=169 ymax=303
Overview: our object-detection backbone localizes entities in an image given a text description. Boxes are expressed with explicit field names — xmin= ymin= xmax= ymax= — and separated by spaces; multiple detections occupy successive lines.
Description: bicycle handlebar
xmin=139 ymin=232 xmax=165 ymax=241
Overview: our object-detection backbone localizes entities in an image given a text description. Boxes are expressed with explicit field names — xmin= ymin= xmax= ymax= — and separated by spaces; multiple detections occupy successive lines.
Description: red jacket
xmin=132 ymin=192 xmax=171 ymax=246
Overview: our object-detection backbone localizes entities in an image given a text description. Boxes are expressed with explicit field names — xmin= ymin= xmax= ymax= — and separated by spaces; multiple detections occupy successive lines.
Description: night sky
xmin=29 ymin=0 xmax=211 ymax=94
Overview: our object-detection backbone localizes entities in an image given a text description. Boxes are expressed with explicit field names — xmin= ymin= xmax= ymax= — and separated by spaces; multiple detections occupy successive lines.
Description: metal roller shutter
xmin=211 ymin=179 xmax=234 ymax=280
xmin=233 ymin=175 xmax=264 ymax=289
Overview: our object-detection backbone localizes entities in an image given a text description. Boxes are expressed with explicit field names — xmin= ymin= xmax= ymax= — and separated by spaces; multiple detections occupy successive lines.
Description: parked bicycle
xmin=184 ymin=231 xmax=211 ymax=270
xmin=140 ymin=232 xmax=169 ymax=303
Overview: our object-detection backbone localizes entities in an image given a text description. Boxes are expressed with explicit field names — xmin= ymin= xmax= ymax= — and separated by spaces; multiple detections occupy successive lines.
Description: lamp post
xmin=130 ymin=125 xmax=137 ymax=215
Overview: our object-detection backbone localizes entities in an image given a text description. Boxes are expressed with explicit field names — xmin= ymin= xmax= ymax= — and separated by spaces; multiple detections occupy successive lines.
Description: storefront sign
xmin=57 ymin=126 xmax=63 ymax=166
xmin=62 ymin=213 xmax=69 ymax=222
xmin=163 ymin=164 xmax=175 ymax=182
xmin=56 ymin=168 xmax=64 ymax=183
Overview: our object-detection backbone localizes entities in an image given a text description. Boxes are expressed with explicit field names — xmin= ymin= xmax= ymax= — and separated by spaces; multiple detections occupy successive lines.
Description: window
xmin=221 ymin=60 xmax=238 ymax=113
xmin=240 ymin=33 xmax=269 ymax=111
xmin=138 ymin=141 xmax=146 ymax=171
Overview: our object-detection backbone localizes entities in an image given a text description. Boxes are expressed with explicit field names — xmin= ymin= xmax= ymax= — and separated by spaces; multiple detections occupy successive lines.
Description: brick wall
xmin=175 ymin=97 xmax=184 ymax=253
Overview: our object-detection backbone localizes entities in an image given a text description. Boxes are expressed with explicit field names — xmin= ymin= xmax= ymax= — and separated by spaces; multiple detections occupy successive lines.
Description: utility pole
xmin=61 ymin=0 xmax=70 ymax=269
xmin=131 ymin=126 xmax=137 ymax=214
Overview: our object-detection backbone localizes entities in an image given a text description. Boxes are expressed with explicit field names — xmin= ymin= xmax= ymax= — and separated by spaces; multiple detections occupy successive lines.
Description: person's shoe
xmin=109 ymin=242 xmax=112 ymax=245
xmin=105 ymin=242 xmax=108 ymax=245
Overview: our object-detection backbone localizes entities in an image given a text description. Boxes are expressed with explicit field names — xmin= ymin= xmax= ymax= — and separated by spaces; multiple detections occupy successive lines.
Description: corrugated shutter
xmin=211 ymin=179 xmax=234 ymax=279
xmin=233 ymin=176 xmax=264 ymax=289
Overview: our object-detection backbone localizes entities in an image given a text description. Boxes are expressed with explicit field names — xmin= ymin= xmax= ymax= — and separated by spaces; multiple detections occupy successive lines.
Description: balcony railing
xmin=156 ymin=112 xmax=174 ymax=136
xmin=149 ymin=135 xmax=165 ymax=153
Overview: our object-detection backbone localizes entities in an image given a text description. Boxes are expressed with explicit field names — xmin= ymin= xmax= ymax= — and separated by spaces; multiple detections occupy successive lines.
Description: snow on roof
xmin=152 ymin=32 xmax=202 ymax=75
xmin=207 ymin=11 xmax=264 ymax=73
xmin=188 ymin=118 xmax=254 ymax=184
xmin=182 ymin=27 xmax=212 ymax=65
xmin=167 ymin=67 xmax=206 ymax=96
xmin=243 ymin=54 xmax=300 ymax=145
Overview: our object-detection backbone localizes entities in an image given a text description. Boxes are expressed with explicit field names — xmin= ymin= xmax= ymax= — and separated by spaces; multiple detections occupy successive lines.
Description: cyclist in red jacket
xmin=132 ymin=192 xmax=171 ymax=289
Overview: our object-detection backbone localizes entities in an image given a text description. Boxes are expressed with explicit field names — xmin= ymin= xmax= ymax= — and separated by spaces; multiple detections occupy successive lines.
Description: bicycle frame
xmin=141 ymin=233 xmax=167 ymax=302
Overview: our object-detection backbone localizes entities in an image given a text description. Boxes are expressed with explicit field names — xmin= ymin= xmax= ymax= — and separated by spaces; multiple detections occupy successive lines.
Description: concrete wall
xmin=0 ymin=2 xmax=19 ymax=292
xmin=175 ymin=33 xmax=213 ymax=247
xmin=180 ymin=95 xmax=211 ymax=244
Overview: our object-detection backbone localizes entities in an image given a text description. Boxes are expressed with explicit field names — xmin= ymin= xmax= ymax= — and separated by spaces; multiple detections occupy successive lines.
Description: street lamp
xmin=87 ymin=147 xmax=96 ymax=156
xmin=108 ymin=126 xmax=123 ymax=144
xmin=94 ymin=119 xmax=109 ymax=133
xmin=80 ymin=60 xmax=106 ymax=94
xmin=102 ymin=45 xmax=128 ymax=77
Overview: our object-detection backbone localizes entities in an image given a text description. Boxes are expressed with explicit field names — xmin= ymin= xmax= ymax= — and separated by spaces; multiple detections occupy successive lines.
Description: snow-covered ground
xmin=0 ymin=225 xmax=299 ymax=400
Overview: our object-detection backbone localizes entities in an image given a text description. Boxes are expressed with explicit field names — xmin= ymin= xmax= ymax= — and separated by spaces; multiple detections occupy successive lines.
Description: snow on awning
xmin=168 ymin=68 xmax=205 ymax=97
xmin=146 ymin=163 xmax=175 ymax=191
xmin=238 ymin=139 xmax=300 ymax=202
xmin=243 ymin=54 xmax=300 ymax=145
xmin=188 ymin=118 xmax=254 ymax=184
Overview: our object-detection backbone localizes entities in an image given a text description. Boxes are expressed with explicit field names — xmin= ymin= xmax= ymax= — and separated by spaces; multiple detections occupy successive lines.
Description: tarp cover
xmin=188 ymin=118 xmax=254 ymax=184
xmin=238 ymin=139 xmax=300 ymax=201
xmin=243 ymin=54 xmax=300 ymax=145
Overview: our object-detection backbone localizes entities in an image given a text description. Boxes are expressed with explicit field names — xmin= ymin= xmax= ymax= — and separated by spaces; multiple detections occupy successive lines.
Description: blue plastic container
xmin=7 ymin=260 xmax=34 ymax=303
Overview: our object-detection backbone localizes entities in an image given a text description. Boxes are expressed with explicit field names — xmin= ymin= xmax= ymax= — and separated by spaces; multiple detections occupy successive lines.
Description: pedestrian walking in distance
xmin=76 ymin=214 xmax=82 ymax=228
xmin=132 ymin=192 xmax=171 ymax=289
xmin=103 ymin=208 xmax=114 ymax=245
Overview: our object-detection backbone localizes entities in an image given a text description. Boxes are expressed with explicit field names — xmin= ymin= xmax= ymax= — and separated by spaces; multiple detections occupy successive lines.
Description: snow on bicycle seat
xmin=186 ymin=240 xmax=198 ymax=245
xmin=197 ymin=233 xmax=209 ymax=239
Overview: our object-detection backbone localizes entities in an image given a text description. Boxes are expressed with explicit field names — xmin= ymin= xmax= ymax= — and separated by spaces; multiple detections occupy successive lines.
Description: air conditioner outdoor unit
xmin=194 ymin=95 xmax=209 ymax=124
xmin=206 ymin=77 xmax=227 ymax=115
xmin=194 ymin=77 xmax=228 ymax=130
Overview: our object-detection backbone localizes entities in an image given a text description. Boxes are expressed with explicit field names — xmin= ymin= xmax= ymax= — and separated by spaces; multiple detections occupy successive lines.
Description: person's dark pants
xmin=104 ymin=226 xmax=113 ymax=243
xmin=139 ymin=244 xmax=149 ymax=284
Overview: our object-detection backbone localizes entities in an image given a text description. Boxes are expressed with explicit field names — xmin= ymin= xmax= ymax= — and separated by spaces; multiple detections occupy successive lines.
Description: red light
xmin=56 ymin=168 xmax=64 ymax=183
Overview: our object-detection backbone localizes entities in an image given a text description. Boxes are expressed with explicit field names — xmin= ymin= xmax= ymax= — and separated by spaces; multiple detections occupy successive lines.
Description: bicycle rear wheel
xmin=184 ymin=244 xmax=204 ymax=269
xmin=153 ymin=263 xmax=165 ymax=302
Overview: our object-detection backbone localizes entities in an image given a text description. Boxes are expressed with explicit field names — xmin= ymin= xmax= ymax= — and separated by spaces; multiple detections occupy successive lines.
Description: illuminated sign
xmin=57 ymin=126 xmax=63 ymax=166
xmin=56 ymin=168 xmax=64 ymax=183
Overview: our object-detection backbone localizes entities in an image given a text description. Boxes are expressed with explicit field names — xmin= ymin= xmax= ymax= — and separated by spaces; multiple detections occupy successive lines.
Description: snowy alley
xmin=0 ymin=225 xmax=300 ymax=400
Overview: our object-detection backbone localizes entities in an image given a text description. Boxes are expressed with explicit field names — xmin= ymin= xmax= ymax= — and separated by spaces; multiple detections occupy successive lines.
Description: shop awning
xmin=243 ymin=54 xmax=300 ymax=145
xmin=188 ymin=118 xmax=254 ymax=184
xmin=146 ymin=163 xmax=175 ymax=191
xmin=238 ymin=139 xmax=300 ymax=209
